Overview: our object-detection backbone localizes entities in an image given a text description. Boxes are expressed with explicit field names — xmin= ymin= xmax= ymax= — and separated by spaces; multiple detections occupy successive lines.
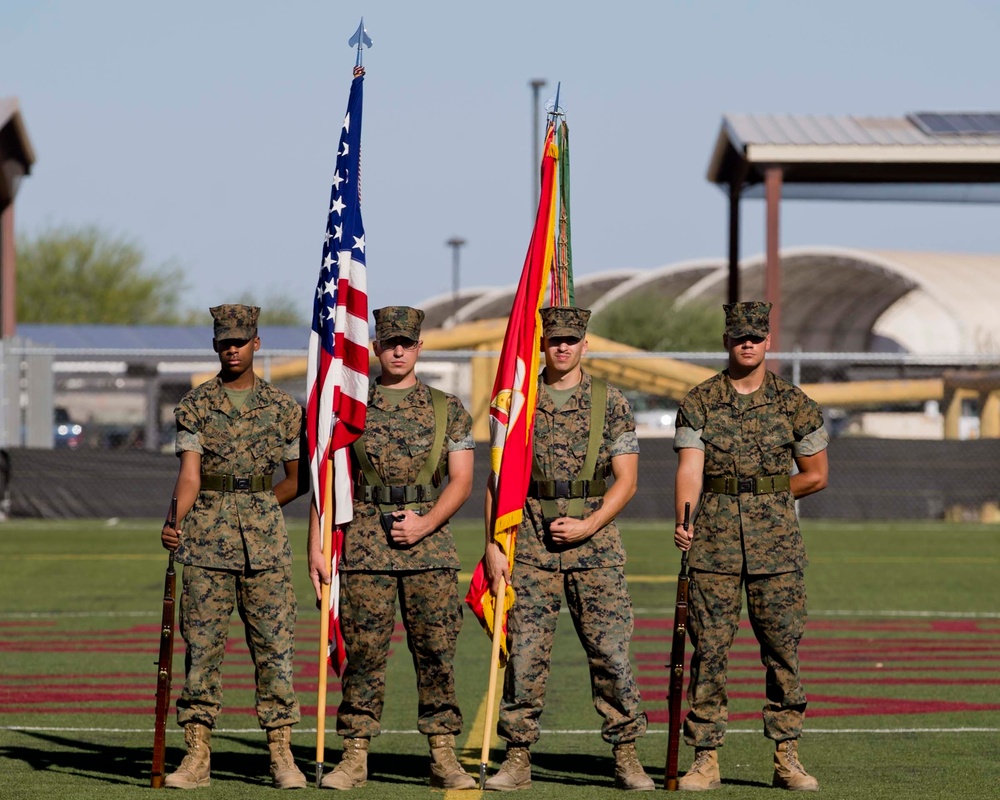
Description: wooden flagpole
xmin=479 ymin=576 xmax=507 ymax=788
xmin=315 ymin=467 xmax=334 ymax=788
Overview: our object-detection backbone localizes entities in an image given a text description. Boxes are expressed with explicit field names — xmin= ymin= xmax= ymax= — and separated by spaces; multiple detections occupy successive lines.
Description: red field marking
xmin=0 ymin=690 xmax=155 ymax=703
xmin=808 ymin=619 xmax=1000 ymax=634
xmin=2 ymin=672 xmax=152 ymax=681
xmin=636 ymin=616 xmax=1000 ymax=724
xmin=645 ymin=693 xmax=1000 ymax=724
xmin=0 ymin=618 xmax=386 ymax=716
xmin=644 ymin=691 xmax=1000 ymax=724
xmin=0 ymin=620 xmax=57 ymax=628
xmin=640 ymin=674 xmax=1000 ymax=687
xmin=634 ymin=617 xmax=1000 ymax=635
xmin=729 ymin=692 xmax=1000 ymax=720
xmin=3 ymin=616 xmax=997 ymax=720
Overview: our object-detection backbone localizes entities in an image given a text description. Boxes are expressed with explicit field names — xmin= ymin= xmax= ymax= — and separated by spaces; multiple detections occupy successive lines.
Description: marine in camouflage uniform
xmin=673 ymin=301 xmax=829 ymax=792
xmin=308 ymin=306 xmax=477 ymax=791
xmin=484 ymin=307 xmax=654 ymax=792
xmin=160 ymin=304 xmax=308 ymax=790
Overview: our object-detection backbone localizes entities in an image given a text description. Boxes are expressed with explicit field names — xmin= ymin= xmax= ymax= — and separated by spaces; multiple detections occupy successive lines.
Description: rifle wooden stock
xmin=151 ymin=497 xmax=178 ymax=789
xmin=664 ymin=502 xmax=691 ymax=791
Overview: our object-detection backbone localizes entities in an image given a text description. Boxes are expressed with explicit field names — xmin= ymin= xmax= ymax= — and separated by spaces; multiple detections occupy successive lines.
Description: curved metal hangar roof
xmin=681 ymin=247 xmax=1000 ymax=354
xmin=421 ymin=247 xmax=1000 ymax=355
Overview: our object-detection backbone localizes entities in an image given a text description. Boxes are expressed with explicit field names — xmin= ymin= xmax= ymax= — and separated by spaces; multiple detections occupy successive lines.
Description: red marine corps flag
xmin=465 ymin=121 xmax=559 ymax=661
xmin=308 ymin=20 xmax=371 ymax=787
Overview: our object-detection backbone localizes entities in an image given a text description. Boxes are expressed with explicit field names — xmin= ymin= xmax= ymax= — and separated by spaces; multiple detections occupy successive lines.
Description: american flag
xmin=306 ymin=73 xmax=370 ymax=676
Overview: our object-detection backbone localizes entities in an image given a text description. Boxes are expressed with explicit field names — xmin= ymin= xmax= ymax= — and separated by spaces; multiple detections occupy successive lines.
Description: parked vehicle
xmin=54 ymin=407 xmax=83 ymax=449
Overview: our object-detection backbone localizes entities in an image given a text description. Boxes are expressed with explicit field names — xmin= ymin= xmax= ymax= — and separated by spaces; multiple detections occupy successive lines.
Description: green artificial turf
xmin=1 ymin=518 xmax=998 ymax=799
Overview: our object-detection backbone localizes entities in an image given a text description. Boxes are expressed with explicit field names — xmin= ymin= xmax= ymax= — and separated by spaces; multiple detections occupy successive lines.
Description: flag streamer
xmin=552 ymin=120 xmax=574 ymax=307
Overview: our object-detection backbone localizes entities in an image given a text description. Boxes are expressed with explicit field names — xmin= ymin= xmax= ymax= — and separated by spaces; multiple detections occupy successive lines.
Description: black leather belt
xmin=528 ymin=478 xmax=607 ymax=500
xmin=200 ymin=473 xmax=273 ymax=493
xmin=705 ymin=475 xmax=790 ymax=495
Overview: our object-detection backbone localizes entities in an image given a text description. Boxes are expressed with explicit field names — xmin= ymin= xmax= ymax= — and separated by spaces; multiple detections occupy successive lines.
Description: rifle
xmin=664 ymin=501 xmax=691 ymax=791
xmin=151 ymin=497 xmax=178 ymax=789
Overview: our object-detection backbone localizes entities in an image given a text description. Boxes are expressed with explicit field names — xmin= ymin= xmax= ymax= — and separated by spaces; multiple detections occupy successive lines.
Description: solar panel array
xmin=909 ymin=112 xmax=1000 ymax=136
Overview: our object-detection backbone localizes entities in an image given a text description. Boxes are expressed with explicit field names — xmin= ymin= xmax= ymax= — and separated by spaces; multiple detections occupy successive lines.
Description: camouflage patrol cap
xmin=374 ymin=306 xmax=424 ymax=341
xmin=210 ymin=304 xmax=260 ymax=341
xmin=724 ymin=301 xmax=771 ymax=338
xmin=541 ymin=306 xmax=591 ymax=339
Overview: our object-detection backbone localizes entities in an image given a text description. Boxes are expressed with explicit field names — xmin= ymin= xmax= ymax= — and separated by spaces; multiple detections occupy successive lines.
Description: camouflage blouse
xmin=342 ymin=379 xmax=474 ymax=572
xmin=174 ymin=375 xmax=302 ymax=570
xmin=516 ymin=372 xmax=640 ymax=571
xmin=674 ymin=370 xmax=829 ymax=575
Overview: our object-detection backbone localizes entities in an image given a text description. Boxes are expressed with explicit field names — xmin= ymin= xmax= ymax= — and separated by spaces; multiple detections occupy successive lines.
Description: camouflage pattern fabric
xmin=334 ymin=378 xmax=474 ymax=739
xmin=674 ymin=367 xmax=828 ymax=748
xmin=723 ymin=301 xmax=771 ymax=338
xmin=373 ymin=305 xmax=424 ymax=341
xmin=342 ymin=380 xmax=473 ymax=571
xmin=210 ymin=303 xmax=259 ymax=341
xmin=335 ymin=570 xmax=464 ymax=738
xmin=673 ymin=370 xmax=828 ymax=575
xmin=683 ymin=569 xmax=807 ymax=746
xmin=174 ymin=375 xmax=303 ymax=571
xmin=516 ymin=372 xmax=639 ymax=571
xmin=498 ymin=562 xmax=647 ymax=746
xmin=176 ymin=564 xmax=300 ymax=730
xmin=540 ymin=305 xmax=591 ymax=338
xmin=497 ymin=373 xmax=647 ymax=747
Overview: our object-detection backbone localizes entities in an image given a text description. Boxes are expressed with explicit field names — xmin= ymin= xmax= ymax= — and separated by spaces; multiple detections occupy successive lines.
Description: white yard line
xmin=2 ymin=725 xmax=998 ymax=735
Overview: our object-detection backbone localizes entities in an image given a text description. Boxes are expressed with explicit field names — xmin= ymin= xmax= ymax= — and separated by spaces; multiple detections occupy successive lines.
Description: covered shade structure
xmin=707 ymin=111 xmax=1000 ymax=353
xmin=1 ymin=97 xmax=36 ymax=339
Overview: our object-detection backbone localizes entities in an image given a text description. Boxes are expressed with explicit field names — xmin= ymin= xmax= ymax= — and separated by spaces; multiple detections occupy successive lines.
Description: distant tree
xmin=177 ymin=294 xmax=308 ymax=326
xmin=591 ymin=294 xmax=723 ymax=352
xmin=232 ymin=292 xmax=307 ymax=326
xmin=16 ymin=225 xmax=187 ymax=324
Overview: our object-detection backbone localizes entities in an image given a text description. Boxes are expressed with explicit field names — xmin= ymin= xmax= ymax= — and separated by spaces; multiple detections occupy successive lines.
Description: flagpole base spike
xmin=315 ymin=763 xmax=323 ymax=790
xmin=479 ymin=763 xmax=487 ymax=790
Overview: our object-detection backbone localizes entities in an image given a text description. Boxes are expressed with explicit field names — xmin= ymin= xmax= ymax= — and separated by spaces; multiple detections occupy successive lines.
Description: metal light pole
xmin=529 ymin=78 xmax=547 ymax=212
xmin=446 ymin=237 xmax=466 ymax=327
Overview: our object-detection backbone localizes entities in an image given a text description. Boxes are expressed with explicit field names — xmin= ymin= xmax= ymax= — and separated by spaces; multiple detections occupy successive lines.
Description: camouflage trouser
xmin=336 ymin=569 xmax=464 ymax=738
xmin=684 ymin=569 xmax=807 ymax=747
xmin=498 ymin=562 xmax=647 ymax=746
xmin=177 ymin=564 xmax=300 ymax=730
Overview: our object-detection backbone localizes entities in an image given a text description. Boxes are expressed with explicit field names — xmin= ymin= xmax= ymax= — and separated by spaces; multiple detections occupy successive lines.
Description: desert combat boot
xmin=772 ymin=740 xmax=819 ymax=791
xmin=428 ymin=734 xmax=477 ymax=789
xmin=613 ymin=742 xmax=655 ymax=791
xmin=484 ymin=746 xmax=532 ymax=791
xmin=164 ymin=722 xmax=212 ymax=789
xmin=678 ymin=747 xmax=721 ymax=791
xmin=267 ymin=726 xmax=307 ymax=789
xmin=320 ymin=738 xmax=369 ymax=790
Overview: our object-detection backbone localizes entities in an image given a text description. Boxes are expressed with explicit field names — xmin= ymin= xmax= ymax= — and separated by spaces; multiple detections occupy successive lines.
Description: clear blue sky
xmin=3 ymin=0 xmax=1000 ymax=320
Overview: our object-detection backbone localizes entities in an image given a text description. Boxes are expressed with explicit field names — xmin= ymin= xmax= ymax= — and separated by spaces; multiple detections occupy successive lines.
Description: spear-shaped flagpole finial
xmin=545 ymin=81 xmax=564 ymax=123
xmin=349 ymin=18 xmax=373 ymax=68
